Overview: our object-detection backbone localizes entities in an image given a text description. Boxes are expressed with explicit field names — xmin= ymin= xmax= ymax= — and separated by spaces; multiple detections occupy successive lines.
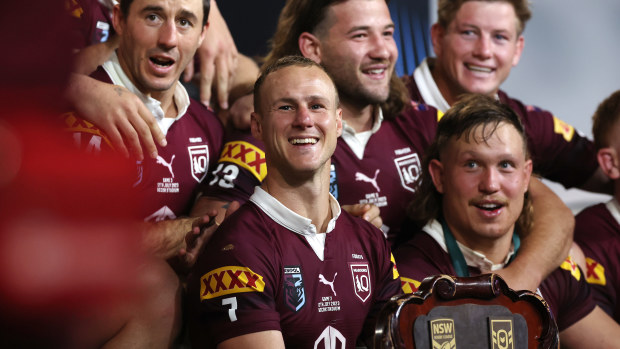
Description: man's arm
xmin=560 ymin=306 xmax=620 ymax=349
xmin=495 ymin=176 xmax=574 ymax=291
xmin=218 ymin=331 xmax=285 ymax=349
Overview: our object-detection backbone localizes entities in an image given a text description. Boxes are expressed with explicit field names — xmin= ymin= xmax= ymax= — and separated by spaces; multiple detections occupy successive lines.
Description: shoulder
xmin=187 ymin=98 xmax=224 ymax=129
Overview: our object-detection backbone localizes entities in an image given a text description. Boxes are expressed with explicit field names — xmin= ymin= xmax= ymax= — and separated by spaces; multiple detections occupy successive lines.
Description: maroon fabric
xmin=189 ymin=202 xmax=401 ymax=348
xmin=575 ymin=203 xmax=620 ymax=321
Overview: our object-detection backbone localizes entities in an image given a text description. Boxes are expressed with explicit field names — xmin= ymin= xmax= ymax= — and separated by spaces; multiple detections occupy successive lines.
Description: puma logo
xmin=318 ymin=273 xmax=338 ymax=296
xmin=156 ymin=154 xmax=176 ymax=178
xmin=355 ymin=169 xmax=380 ymax=192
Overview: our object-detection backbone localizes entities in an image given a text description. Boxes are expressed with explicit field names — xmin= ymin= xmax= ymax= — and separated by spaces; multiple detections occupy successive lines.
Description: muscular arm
xmin=495 ymin=176 xmax=573 ymax=291
xmin=218 ymin=330 xmax=285 ymax=349
xmin=560 ymin=306 xmax=620 ymax=349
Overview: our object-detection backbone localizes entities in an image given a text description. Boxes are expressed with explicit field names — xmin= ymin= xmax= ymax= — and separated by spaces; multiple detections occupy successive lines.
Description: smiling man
xmin=405 ymin=0 xmax=606 ymax=193
xmin=188 ymin=56 xmax=400 ymax=348
xmin=395 ymin=94 xmax=620 ymax=348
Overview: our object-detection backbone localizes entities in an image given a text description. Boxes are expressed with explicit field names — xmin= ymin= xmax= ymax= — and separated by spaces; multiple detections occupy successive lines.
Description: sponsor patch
xmin=62 ymin=112 xmax=113 ymax=149
xmin=188 ymin=145 xmax=209 ymax=182
xmin=552 ymin=116 xmax=575 ymax=142
xmin=66 ymin=0 xmax=84 ymax=18
xmin=218 ymin=141 xmax=267 ymax=182
xmin=560 ymin=255 xmax=581 ymax=281
xmin=394 ymin=153 xmax=421 ymax=193
xmin=283 ymin=266 xmax=305 ymax=312
xmin=400 ymin=276 xmax=421 ymax=294
xmin=350 ymin=263 xmax=372 ymax=302
xmin=390 ymin=253 xmax=399 ymax=279
xmin=200 ymin=266 xmax=265 ymax=300
xmin=430 ymin=318 xmax=456 ymax=349
xmin=490 ymin=318 xmax=514 ymax=349
xmin=585 ymin=257 xmax=606 ymax=286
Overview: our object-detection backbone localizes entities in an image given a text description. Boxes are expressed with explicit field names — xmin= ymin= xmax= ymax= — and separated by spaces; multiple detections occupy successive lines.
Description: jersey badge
xmin=400 ymin=276 xmax=420 ymax=294
xmin=188 ymin=145 xmax=209 ymax=182
xmin=585 ymin=257 xmax=606 ymax=286
xmin=218 ymin=141 xmax=267 ymax=182
xmin=394 ymin=153 xmax=421 ymax=193
xmin=349 ymin=263 xmax=372 ymax=302
xmin=283 ymin=266 xmax=305 ymax=312
xmin=560 ymin=255 xmax=581 ymax=281
xmin=200 ymin=266 xmax=265 ymax=300
xmin=329 ymin=163 xmax=338 ymax=199
xmin=552 ymin=116 xmax=575 ymax=142
xmin=490 ymin=318 xmax=513 ymax=349
xmin=314 ymin=326 xmax=346 ymax=349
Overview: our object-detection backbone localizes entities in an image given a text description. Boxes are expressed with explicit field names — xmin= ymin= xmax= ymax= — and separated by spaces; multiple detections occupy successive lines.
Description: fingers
xmin=214 ymin=55 xmax=230 ymax=110
xmin=199 ymin=54 xmax=216 ymax=107
xmin=228 ymin=94 xmax=253 ymax=130
xmin=342 ymin=204 xmax=384 ymax=230
xmin=182 ymin=58 xmax=195 ymax=83
xmin=224 ymin=201 xmax=241 ymax=219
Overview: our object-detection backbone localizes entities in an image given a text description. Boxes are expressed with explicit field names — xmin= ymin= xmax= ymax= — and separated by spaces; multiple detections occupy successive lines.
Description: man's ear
xmin=197 ymin=22 xmax=208 ymax=47
xmin=428 ymin=159 xmax=445 ymax=194
xmin=597 ymin=147 xmax=620 ymax=180
xmin=522 ymin=159 xmax=533 ymax=194
xmin=112 ymin=5 xmax=124 ymax=35
xmin=250 ymin=111 xmax=263 ymax=141
xmin=335 ymin=108 xmax=343 ymax=137
xmin=512 ymin=35 xmax=525 ymax=67
xmin=430 ymin=23 xmax=444 ymax=57
xmin=299 ymin=32 xmax=322 ymax=63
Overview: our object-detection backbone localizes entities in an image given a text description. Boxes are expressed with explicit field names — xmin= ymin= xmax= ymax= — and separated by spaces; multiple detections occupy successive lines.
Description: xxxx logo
xmin=200 ymin=266 xmax=265 ymax=300
xmin=585 ymin=257 xmax=606 ymax=286
xmin=400 ymin=276 xmax=420 ymax=294
xmin=219 ymin=141 xmax=267 ymax=181
xmin=560 ymin=255 xmax=581 ymax=281
xmin=552 ymin=116 xmax=575 ymax=142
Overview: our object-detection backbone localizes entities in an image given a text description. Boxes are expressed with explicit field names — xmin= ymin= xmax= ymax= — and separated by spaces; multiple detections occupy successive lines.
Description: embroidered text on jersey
xmin=200 ymin=266 xmax=265 ymax=300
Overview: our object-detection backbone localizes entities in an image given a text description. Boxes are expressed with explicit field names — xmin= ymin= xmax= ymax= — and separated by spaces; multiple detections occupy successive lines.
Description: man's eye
xmin=278 ymin=105 xmax=292 ymax=111
xmin=310 ymin=104 xmax=324 ymax=110
xmin=179 ymin=18 xmax=191 ymax=27
xmin=465 ymin=161 xmax=477 ymax=168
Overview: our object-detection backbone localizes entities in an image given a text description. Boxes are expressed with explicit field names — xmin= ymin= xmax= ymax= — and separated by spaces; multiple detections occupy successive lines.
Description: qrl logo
xmin=394 ymin=153 xmax=421 ymax=193
xmin=349 ymin=263 xmax=371 ymax=302
xmin=188 ymin=145 xmax=209 ymax=182
xmin=314 ymin=326 xmax=346 ymax=349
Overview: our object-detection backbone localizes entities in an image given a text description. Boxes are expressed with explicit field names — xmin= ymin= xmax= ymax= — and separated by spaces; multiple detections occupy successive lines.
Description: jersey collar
xmin=340 ymin=106 xmax=384 ymax=160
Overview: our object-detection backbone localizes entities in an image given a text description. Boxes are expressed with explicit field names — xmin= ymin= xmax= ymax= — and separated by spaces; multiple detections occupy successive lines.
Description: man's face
xmin=432 ymin=1 xmax=524 ymax=98
xmin=316 ymin=0 xmax=397 ymax=106
xmin=251 ymin=65 xmax=342 ymax=178
xmin=429 ymin=123 xmax=532 ymax=247
xmin=113 ymin=0 xmax=205 ymax=96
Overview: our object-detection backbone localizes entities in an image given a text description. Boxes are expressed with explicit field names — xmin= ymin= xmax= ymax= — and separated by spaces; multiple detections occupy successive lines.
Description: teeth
xmin=151 ymin=57 xmax=173 ymax=66
xmin=479 ymin=203 xmax=500 ymax=210
xmin=290 ymin=138 xmax=317 ymax=145
xmin=367 ymin=69 xmax=385 ymax=74
xmin=466 ymin=64 xmax=492 ymax=73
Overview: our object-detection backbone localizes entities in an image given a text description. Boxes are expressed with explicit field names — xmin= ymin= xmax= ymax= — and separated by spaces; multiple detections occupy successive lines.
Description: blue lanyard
xmin=440 ymin=218 xmax=520 ymax=277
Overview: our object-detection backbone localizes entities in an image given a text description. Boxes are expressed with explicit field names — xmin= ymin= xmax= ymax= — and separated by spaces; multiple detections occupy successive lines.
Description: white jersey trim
xmin=102 ymin=51 xmax=190 ymax=136
xmin=605 ymin=197 xmax=620 ymax=226
xmin=249 ymin=187 xmax=342 ymax=261
xmin=413 ymin=58 xmax=451 ymax=113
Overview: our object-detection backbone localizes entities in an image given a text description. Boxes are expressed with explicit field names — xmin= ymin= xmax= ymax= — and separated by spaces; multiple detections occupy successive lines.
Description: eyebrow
xmin=140 ymin=6 xmax=199 ymax=23
xmin=346 ymin=23 xmax=395 ymax=35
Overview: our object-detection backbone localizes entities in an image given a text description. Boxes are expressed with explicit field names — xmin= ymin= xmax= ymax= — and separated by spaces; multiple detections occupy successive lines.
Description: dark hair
xmin=253 ymin=55 xmax=338 ymax=113
xmin=262 ymin=0 xmax=409 ymax=119
xmin=408 ymin=94 xmax=532 ymax=232
xmin=592 ymin=90 xmax=620 ymax=149
xmin=437 ymin=0 xmax=532 ymax=35
xmin=119 ymin=0 xmax=210 ymax=27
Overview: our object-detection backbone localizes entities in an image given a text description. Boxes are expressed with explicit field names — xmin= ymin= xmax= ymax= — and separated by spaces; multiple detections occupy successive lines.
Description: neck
xmin=446 ymin=220 xmax=514 ymax=265
xmin=430 ymin=63 xmax=460 ymax=107
xmin=261 ymin=164 xmax=333 ymax=233
xmin=340 ymin=99 xmax=376 ymax=133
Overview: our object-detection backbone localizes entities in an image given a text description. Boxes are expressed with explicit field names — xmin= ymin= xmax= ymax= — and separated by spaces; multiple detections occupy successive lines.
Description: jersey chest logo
xmin=349 ymin=263 xmax=372 ymax=302
xmin=188 ymin=145 xmax=209 ymax=183
xmin=314 ymin=325 xmax=346 ymax=349
xmin=283 ymin=266 xmax=305 ymax=312
xmin=394 ymin=153 xmax=421 ymax=193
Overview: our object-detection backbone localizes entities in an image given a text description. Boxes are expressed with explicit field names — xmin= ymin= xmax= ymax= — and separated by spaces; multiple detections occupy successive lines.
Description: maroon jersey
xmin=404 ymin=59 xmax=598 ymax=188
xmin=63 ymin=66 xmax=224 ymax=220
xmin=67 ymin=0 xmax=114 ymax=49
xmin=394 ymin=225 xmax=596 ymax=331
xmin=332 ymin=102 xmax=439 ymax=244
xmin=188 ymin=189 xmax=401 ymax=348
xmin=574 ymin=200 xmax=620 ymax=321
xmin=202 ymin=129 xmax=266 ymax=205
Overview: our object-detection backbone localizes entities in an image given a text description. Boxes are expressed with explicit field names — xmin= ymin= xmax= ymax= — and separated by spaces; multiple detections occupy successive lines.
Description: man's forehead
xmin=130 ymin=0 xmax=203 ymax=15
xmin=324 ymin=0 xmax=392 ymax=31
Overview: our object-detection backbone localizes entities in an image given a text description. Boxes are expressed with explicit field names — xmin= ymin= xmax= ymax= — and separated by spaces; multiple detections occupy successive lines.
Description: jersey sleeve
xmin=199 ymin=133 xmax=266 ymax=205
xmin=501 ymin=92 xmax=598 ymax=188
xmin=189 ymin=206 xmax=281 ymax=346
xmin=541 ymin=257 xmax=596 ymax=332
